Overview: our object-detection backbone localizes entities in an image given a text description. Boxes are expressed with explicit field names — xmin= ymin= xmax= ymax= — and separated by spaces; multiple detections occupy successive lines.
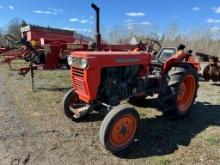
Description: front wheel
xmin=99 ymin=104 xmax=140 ymax=153
xmin=62 ymin=88 xmax=88 ymax=121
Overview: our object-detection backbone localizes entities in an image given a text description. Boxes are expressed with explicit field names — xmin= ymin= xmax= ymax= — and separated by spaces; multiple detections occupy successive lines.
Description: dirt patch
xmin=0 ymin=60 xmax=220 ymax=164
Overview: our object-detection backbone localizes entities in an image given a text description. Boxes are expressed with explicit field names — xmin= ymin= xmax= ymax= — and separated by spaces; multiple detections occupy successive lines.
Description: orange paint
xmin=177 ymin=75 xmax=196 ymax=112
xmin=109 ymin=114 xmax=137 ymax=147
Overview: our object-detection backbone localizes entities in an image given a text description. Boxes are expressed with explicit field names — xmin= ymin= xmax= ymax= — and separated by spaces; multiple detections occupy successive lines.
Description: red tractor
xmin=62 ymin=3 xmax=200 ymax=153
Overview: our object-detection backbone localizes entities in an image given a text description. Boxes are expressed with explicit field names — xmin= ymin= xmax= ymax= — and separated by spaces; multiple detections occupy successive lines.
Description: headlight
xmin=70 ymin=57 xmax=89 ymax=69
xmin=79 ymin=58 xmax=88 ymax=69
xmin=67 ymin=56 xmax=73 ymax=65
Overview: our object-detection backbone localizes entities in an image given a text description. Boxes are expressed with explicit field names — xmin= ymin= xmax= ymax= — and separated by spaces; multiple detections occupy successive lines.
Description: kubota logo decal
xmin=116 ymin=58 xmax=140 ymax=63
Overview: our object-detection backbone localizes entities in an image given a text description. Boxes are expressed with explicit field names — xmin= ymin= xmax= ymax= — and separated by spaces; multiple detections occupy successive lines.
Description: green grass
xmin=158 ymin=157 xmax=172 ymax=165
xmin=205 ymin=136 xmax=220 ymax=145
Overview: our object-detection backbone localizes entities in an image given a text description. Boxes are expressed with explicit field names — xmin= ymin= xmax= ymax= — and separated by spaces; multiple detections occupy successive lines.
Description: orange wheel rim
xmin=177 ymin=75 xmax=196 ymax=112
xmin=110 ymin=114 xmax=137 ymax=148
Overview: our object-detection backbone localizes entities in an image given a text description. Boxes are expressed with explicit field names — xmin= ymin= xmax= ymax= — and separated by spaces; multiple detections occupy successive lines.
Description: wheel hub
xmin=110 ymin=115 xmax=137 ymax=147
xmin=178 ymin=83 xmax=186 ymax=100
xmin=119 ymin=124 xmax=127 ymax=135
xmin=177 ymin=75 xmax=196 ymax=112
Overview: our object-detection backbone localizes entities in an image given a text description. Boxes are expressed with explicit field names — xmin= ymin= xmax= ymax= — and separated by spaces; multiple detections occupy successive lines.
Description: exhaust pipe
xmin=91 ymin=3 xmax=101 ymax=51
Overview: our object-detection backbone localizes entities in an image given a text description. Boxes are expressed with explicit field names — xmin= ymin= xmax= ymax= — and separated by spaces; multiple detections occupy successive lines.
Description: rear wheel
xmin=218 ymin=67 xmax=220 ymax=81
xmin=160 ymin=64 xmax=198 ymax=118
xmin=99 ymin=104 xmax=140 ymax=153
xmin=62 ymin=88 xmax=88 ymax=121
xmin=210 ymin=65 xmax=219 ymax=82
xmin=203 ymin=65 xmax=210 ymax=81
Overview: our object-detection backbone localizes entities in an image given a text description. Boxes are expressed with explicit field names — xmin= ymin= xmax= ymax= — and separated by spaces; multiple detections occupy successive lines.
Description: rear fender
xmin=163 ymin=55 xmax=179 ymax=74
xmin=163 ymin=54 xmax=200 ymax=74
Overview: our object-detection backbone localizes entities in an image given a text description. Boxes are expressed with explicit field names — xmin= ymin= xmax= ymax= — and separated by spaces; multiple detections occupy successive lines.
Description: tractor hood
xmin=70 ymin=51 xmax=152 ymax=69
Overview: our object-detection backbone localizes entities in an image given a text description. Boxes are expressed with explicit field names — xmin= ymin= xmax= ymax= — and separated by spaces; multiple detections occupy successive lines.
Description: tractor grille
xmin=72 ymin=67 xmax=84 ymax=78
xmin=72 ymin=67 xmax=88 ymax=95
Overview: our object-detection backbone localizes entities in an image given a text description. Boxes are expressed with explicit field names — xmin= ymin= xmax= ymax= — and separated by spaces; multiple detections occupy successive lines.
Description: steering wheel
xmin=139 ymin=38 xmax=161 ymax=53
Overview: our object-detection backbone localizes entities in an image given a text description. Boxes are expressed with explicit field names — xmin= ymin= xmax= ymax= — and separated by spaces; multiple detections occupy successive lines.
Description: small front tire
xmin=99 ymin=104 xmax=140 ymax=153
xmin=62 ymin=88 xmax=88 ymax=122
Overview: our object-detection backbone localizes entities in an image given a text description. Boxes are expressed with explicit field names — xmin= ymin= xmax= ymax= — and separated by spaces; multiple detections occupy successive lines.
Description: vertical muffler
xmin=91 ymin=3 xmax=101 ymax=51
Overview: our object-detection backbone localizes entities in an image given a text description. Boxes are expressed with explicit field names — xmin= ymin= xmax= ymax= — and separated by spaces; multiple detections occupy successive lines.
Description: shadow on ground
xmin=210 ymin=83 xmax=220 ymax=87
xmin=116 ymin=100 xmax=220 ymax=159
xmin=36 ymin=87 xmax=71 ymax=92
xmin=72 ymin=112 xmax=105 ymax=123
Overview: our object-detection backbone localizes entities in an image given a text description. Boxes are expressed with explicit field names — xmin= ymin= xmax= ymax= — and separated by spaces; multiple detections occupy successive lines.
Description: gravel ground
xmin=0 ymin=61 xmax=220 ymax=165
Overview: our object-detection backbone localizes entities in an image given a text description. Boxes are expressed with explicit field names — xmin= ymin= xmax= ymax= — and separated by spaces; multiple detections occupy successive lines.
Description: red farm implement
xmin=0 ymin=25 xmax=92 ymax=71
xmin=196 ymin=52 xmax=220 ymax=82
xmin=0 ymin=26 xmax=92 ymax=90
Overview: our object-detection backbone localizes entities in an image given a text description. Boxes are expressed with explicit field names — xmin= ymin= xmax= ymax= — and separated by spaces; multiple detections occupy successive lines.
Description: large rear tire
xmin=99 ymin=104 xmax=140 ymax=153
xmin=160 ymin=64 xmax=199 ymax=119
xmin=210 ymin=65 xmax=219 ymax=82
xmin=203 ymin=65 xmax=210 ymax=81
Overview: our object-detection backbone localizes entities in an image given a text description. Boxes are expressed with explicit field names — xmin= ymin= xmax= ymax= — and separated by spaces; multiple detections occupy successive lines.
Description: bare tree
xmin=108 ymin=24 xmax=160 ymax=44
xmin=0 ymin=28 xmax=7 ymax=47
xmin=7 ymin=18 xmax=27 ymax=40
